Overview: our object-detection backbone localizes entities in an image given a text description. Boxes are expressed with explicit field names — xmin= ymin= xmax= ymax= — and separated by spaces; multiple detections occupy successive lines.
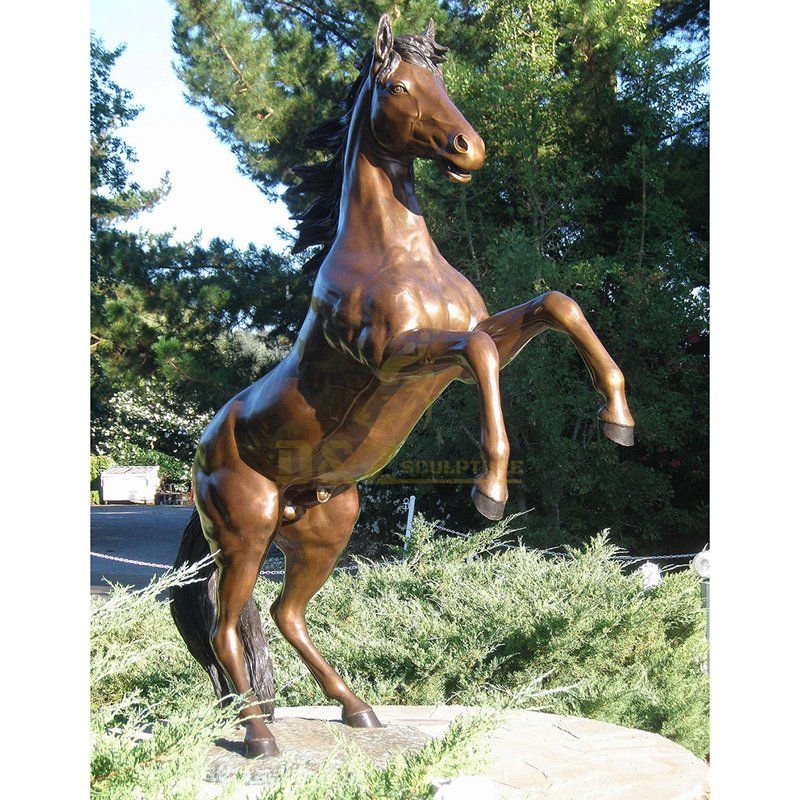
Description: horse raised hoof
xmin=244 ymin=734 xmax=280 ymax=758
xmin=342 ymin=708 xmax=383 ymax=728
xmin=599 ymin=420 xmax=635 ymax=447
xmin=471 ymin=486 xmax=506 ymax=520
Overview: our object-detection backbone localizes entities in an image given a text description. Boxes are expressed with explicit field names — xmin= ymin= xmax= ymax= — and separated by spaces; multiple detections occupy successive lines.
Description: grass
xmin=90 ymin=515 xmax=708 ymax=798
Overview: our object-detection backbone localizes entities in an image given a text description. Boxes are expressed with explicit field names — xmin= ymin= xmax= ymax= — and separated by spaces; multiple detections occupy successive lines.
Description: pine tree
xmin=90 ymin=33 xmax=170 ymax=229
xmin=90 ymin=33 xmax=308 ymax=466
xmin=166 ymin=1 xmax=709 ymax=549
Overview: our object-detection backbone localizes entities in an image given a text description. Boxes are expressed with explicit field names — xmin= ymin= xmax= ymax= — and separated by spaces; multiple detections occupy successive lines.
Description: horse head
xmin=368 ymin=14 xmax=485 ymax=184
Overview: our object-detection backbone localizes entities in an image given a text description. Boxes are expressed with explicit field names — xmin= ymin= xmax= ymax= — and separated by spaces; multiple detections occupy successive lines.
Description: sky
xmin=91 ymin=0 xmax=292 ymax=250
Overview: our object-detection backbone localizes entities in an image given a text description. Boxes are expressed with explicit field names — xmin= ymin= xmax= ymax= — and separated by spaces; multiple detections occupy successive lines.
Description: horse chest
xmin=412 ymin=272 xmax=477 ymax=329
xmin=339 ymin=264 xmax=484 ymax=343
xmin=312 ymin=280 xmax=466 ymax=375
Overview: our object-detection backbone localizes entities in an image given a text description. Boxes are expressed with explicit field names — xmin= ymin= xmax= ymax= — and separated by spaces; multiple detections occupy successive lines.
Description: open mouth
xmin=437 ymin=157 xmax=473 ymax=184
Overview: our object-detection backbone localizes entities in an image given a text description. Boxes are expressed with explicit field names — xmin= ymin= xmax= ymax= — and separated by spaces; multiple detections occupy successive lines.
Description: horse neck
xmin=335 ymin=83 xmax=433 ymax=260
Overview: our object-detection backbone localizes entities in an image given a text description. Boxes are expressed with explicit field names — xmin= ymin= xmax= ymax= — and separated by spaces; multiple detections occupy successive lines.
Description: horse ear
xmin=424 ymin=18 xmax=435 ymax=39
xmin=374 ymin=13 xmax=394 ymax=62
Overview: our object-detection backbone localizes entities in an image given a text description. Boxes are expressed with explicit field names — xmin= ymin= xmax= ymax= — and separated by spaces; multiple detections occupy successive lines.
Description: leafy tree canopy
xmin=165 ymin=1 xmax=709 ymax=550
xmin=90 ymin=2 xmax=709 ymax=550
xmin=90 ymin=33 xmax=170 ymax=228
xmin=90 ymin=34 xmax=307 ymax=468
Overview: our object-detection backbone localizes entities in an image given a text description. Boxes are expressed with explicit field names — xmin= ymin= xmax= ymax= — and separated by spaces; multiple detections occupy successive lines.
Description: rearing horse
xmin=171 ymin=14 xmax=634 ymax=758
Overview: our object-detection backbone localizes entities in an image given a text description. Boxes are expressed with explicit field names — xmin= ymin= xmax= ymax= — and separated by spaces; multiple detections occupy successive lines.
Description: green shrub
xmin=90 ymin=454 xmax=116 ymax=486
xmin=255 ymin=517 xmax=709 ymax=758
xmin=91 ymin=557 xmax=492 ymax=799
xmin=116 ymin=446 xmax=188 ymax=481
xmin=90 ymin=517 xmax=708 ymax=798
xmin=90 ymin=489 xmax=101 ymax=505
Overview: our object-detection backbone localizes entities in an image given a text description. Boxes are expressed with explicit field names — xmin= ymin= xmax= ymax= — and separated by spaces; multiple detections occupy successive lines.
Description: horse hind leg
xmin=270 ymin=485 xmax=381 ymax=727
xmin=197 ymin=470 xmax=282 ymax=757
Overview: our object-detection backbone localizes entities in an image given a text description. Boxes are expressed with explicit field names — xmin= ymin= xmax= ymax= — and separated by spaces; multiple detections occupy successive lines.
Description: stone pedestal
xmin=203 ymin=714 xmax=429 ymax=785
xmin=202 ymin=705 xmax=709 ymax=799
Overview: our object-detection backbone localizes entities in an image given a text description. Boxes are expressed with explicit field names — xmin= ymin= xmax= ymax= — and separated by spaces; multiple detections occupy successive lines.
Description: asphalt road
xmin=91 ymin=505 xmax=288 ymax=593
xmin=90 ymin=505 xmax=195 ymax=592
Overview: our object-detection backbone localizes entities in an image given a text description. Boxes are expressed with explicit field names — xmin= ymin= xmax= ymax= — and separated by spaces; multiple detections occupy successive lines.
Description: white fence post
xmin=692 ymin=550 xmax=710 ymax=667
xmin=403 ymin=495 xmax=416 ymax=553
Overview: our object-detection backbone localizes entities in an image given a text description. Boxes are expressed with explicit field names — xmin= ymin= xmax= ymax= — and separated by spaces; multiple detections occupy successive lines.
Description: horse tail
xmin=169 ymin=509 xmax=275 ymax=720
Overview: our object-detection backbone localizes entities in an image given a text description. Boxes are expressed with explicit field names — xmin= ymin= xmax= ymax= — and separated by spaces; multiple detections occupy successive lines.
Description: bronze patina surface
xmin=171 ymin=15 xmax=634 ymax=758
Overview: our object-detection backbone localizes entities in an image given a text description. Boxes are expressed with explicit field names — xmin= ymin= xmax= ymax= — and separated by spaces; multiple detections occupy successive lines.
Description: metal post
xmin=692 ymin=550 xmax=710 ymax=669
xmin=403 ymin=495 xmax=416 ymax=552
xmin=700 ymin=580 xmax=709 ymax=641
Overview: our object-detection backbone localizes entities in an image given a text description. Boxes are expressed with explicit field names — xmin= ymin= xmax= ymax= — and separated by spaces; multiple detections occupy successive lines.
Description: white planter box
xmin=100 ymin=466 xmax=160 ymax=504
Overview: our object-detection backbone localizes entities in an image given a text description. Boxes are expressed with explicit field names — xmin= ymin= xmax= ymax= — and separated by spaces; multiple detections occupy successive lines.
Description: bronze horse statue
xmin=171 ymin=14 xmax=635 ymax=758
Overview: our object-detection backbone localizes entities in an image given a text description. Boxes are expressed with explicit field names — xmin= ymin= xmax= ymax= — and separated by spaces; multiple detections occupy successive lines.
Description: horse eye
xmin=390 ymin=83 xmax=407 ymax=95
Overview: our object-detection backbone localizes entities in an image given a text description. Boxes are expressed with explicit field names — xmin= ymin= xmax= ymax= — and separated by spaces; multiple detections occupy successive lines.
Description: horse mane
xmin=289 ymin=30 xmax=449 ymax=275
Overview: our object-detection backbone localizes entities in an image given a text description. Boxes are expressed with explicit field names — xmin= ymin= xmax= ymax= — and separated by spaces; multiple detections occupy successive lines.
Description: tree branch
xmin=268 ymin=1 xmax=358 ymax=52
xmin=192 ymin=3 xmax=251 ymax=92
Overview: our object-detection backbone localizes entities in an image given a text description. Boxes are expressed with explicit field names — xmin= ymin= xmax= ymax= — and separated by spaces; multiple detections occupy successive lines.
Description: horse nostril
xmin=453 ymin=133 xmax=469 ymax=153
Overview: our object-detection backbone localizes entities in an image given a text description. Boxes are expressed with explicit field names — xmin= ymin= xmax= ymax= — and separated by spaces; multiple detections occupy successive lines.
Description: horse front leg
xmin=475 ymin=291 xmax=635 ymax=445
xmin=376 ymin=328 xmax=510 ymax=519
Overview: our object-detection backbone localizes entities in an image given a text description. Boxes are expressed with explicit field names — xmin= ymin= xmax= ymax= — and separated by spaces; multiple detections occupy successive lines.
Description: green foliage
xmin=91 ymin=560 xmax=232 ymax=799
xmin=90 ymin=558 xmax=496 ymax=799
xmin=90 ymin=35 xmax=308 ymax=465
xmin=398 ymin=1 xmax=709 ymax=548
xmin=92 ymin=559 xmax=215 ymax=715
xmin=91 ymin=2 xmax=709 ymax=551
xmin=168 ymin=1 xmax=709 ymax=551
xmin=90 ymin=33 xmax=170 ymax=228
xmin=170 ymin=0 xmax=449 ymax=199
xmin=258 ymin=517 xmax=709 ymax=757
xmin=91 ymin=454 xmax=117 ymax=484
xmin=91 ymin=454 xmax=116 ymax=501
xmin=91 ymin=516 xmax=708 ymax=797
xmin=91 ymin=230 xmax=305 ymax=403
xmin=91 ymin=378 xmax=211 ymax=472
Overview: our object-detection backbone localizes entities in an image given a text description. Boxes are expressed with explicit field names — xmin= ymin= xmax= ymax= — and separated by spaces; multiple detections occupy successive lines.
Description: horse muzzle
xmin=437 ymin=133 xmax=485 ymax=183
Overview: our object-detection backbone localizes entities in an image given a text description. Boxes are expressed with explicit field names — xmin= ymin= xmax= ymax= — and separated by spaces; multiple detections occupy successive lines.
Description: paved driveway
xmin=91 ymin=505 xmax=195 ymax=592
xmin=91 ymin=505 xmax=286 ymax=593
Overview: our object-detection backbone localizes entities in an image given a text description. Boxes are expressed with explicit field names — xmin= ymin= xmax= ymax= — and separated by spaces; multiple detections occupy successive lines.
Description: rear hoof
xmin=244 ymin=735 xmax=280 ymax=758
xmin=471 ymin=487 xmax=506 ymax=520
xmin=600 ymin=420 xmax=635 ymax=446
xmin=342 ymin=708 xmax=383 ymax=728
